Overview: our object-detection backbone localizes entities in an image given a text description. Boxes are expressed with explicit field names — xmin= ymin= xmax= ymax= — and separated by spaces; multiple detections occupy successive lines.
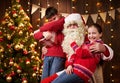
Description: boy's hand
xmin=43 ymin=31 xmax=52 ymax=40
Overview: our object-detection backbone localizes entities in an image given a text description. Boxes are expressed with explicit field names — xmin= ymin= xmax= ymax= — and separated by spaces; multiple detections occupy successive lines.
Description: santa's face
xmin=62 ymin=23 xmax=85 ymax=57
xmin=67 ymin=24 xmax=78 ymax=29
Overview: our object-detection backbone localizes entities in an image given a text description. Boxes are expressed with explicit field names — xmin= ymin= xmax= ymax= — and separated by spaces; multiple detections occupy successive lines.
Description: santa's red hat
xmin=64 ymin=13 xmax=85 ymax=28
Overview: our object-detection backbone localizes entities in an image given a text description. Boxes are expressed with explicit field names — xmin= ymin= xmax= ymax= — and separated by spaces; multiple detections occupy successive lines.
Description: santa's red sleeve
xmin=41 ymin=73 xmax=58 ymax=83
xmin=102 ymin=46 xmax=110 ymax=57
xmin=40 ymin=17 xmax=65 ymax=32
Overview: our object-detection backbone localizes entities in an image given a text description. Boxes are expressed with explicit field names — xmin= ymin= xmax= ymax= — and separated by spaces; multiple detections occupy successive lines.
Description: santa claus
xmin=41 ymin=13 xmax=87 ymax=83
xmin=61 ymin=13 xmax=86 ymax=59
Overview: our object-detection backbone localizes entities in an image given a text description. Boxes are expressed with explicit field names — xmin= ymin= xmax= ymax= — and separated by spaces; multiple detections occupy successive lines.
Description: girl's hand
xmin=66 ymin=65 xmax=73 ymax=74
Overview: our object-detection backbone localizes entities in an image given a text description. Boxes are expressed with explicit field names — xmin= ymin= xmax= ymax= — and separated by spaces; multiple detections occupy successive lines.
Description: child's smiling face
xmin=88 ymin=26 xmax=102 ymax=43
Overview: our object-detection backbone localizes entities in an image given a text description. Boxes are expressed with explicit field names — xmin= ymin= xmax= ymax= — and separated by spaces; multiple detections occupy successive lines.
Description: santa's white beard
xmin=62 ymin=27 xmax=85 ymax=59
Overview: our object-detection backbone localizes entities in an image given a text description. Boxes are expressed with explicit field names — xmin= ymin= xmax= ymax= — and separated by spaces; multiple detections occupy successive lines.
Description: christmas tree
xmin=0 ymin=0 xmax=42 ymax=83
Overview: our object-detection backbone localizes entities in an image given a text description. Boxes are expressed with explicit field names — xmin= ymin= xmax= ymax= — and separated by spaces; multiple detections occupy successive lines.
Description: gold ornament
xmin=34 ymin=42 xmax=37 ymax=46
xmin=35 ymin=56 xmax=40 ymax=61
xmin=13 ymin=13 xmax=17 ymax=17
xmin=32 ymin=73 xmax=36 ymax=77
xmin=31 ymin=55 xmax=35 ymax=59
xmin=18 ymin=30 xmax=23 ymax=36
xmin=7 ymin=34 xmax=11 ymax=40
xmin=19 ymin=9 xmax=24 ymax=14
xmin=14 ymin=63 xmax=18 ymax=67
xmin=0 ymin=46 xmax=4 ymax=52
xmin=24 ymin=16 xmax=30 ymax=21
xmin=18 ymin=23 xmax=24 ymax=28
xmin=30 ymin=44 xmax=35 ymax=48
xmin=34 ymin=51 xmax=37 ymax=55
xmin=14 ymin=44 xmax=20 ymax=50
xmin=9 ymin=61 xmax=14 ymax=66
xmin=26 ymin=60 xmax=30 ymax=65
xmin=19 ymin=43 xmax=24 ymax=49
xmin=17 ymin=69 xmax=22 ymax=74
xmin=30 ymin=32 xmax=33 ymax=36
xmin=8 ymin=23 xmax=13 ymax=27
xmin=6 ymin=76 xmax=12 ymax=82
xmin=22 ymin=79 xmax=28 ymax=83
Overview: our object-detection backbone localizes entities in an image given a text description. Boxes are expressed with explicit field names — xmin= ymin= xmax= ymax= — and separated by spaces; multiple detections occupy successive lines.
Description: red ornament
xmin=26 ymin=59 xmax=30 ymax=64
xmin=33 ymin=66 xmax=37 ymax=71
xmin=9 ymin=25 xmax=15 ymax=30
xmin=7 ymin=44 xmax=11 ymax=48
xmin=23 ymin=49 xmax=28 ymax=55
xmin=10 ymin=71 xmax=16 ymax=77
xmin=0 ymin=31 xmax=2 ymax=35
xmin=0 ymin=69 xmax=3 ymax=73
xmin=22 ymin=77 xmax=28 ymax=83
xmin=0 ymin=38 xmax=3 ymax=42
xmin=9 ymin=59 xmax=14 ymax=66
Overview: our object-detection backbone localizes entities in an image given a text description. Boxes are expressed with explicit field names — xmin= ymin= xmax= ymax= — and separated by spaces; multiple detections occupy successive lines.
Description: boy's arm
xmin=40 ymin=17 xmax=65 ymax=32
xmin=33 ymin=29 xmax=43 ymax=40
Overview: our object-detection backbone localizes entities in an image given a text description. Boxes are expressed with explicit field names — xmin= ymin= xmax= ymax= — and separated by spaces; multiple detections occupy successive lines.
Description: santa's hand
xmin=66 ymin=65 xmax=73 ymax=74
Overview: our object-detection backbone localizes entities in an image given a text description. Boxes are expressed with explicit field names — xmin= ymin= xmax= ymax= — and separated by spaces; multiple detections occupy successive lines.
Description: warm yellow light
xmin=47 ymin=4 xmax=50 ymax=7
xmin=72 ymin=0 xmax=75 ymax=2
xmin=72 ymin=6 xmax=75 ymax=9
xmin=111 ymin=29 xmax=114 ymax=31
xmin=57 ymin=2 xmax=59 ymax=5
xmin=110 ymin=6 xmax=114 ymax=10
xmin=98 ymin=10 xmax=101 ymax=13
xmin=112 ymin=66 xmax=115 ymax=68
xmin=45 ymin=19 xmax=48 ymax=22
xmin=110 ymin=74 xmax=112 ymax=76
xmin=107 ymin=21 xmax=111 ymax=24
xmin=85 ymin=4 xmax=88 ymax=6
xmin=111 ymin=35 xmax=114 ymax=38
xmin=112 ymin=80 xmax=114 ymax=82
xmin=96 ymin=2 xmax=102 ymax=7
xmin=85 ymin=10 xmax=88 ymax=13
xmin=109 ymin=43 xmax=112 ymax=46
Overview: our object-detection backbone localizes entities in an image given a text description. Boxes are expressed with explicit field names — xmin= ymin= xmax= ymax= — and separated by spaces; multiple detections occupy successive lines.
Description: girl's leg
xmin=52 ymin=71 xmax=84 ymax=83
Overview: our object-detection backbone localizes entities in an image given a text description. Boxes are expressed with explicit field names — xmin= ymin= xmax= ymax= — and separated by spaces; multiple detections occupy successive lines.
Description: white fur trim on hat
xmin=65 ymin=13 xmax=83 ymax=24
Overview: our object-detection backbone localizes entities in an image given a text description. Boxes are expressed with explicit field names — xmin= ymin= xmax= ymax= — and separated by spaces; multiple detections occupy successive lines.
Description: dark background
xmin=0 ymin=0 xmax=120 ymax=83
